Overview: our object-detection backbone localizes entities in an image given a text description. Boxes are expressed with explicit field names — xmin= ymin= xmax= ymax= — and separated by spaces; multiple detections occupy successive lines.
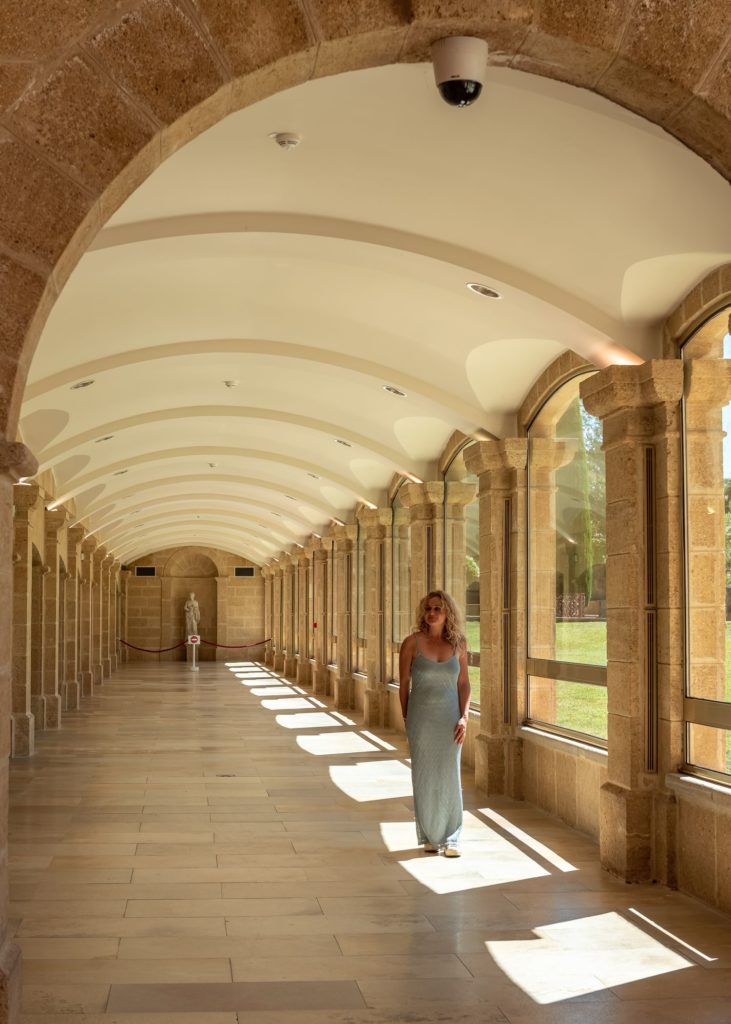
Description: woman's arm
xmin=454 ymin=644 xmax=471 ymax=745
xmin=399 ymin=634 xmax=415 ymax=722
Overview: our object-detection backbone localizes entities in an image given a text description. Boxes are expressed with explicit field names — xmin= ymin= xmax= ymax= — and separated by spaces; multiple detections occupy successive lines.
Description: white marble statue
xmin=184 ymin=592 xmax=200 ymax=637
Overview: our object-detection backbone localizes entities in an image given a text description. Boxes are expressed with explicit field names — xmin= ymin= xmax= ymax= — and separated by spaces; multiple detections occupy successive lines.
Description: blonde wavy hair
xmin=414 ymin=590 xmax=466 ymax=651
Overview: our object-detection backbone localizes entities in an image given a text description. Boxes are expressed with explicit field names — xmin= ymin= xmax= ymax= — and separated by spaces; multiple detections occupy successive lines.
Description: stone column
xmin=91 ymin=546 xmax=106 ymax=687
xmin=0 ymin=439 xmax=35 ymax=1023
xmin=294 ymin=544 xmax=311 ymax=688
xmin=356 ymin=508 xmax=392 ymax=727
xmin=282 ymin=555 xmax=297 ymax=679
xmin=262 ymin=566 xmax=274 ymax=667
xmin=332 ymin=524 xmax=357 ymax=709
xmin=272 ymin=563 xmax=285 ymax=673
xmin=119 ymin=569 xmax=131 ymax=663
xmin=101 ymin=553 xmax=113 ymax=679
xmin=465 ymin=440 xmax=528 ymax=797
xmin=11 ymin=482 xmax=41 ymax=756
xmin=581 ymin=360 xmax=684 ymax=883
xmin=41 ymin=507 xmax=68 ymax=729
xmin=215 ymin=575 xmax=228 ymax=661
xmin=110 ymin=562 xmax=120 ymax=672
xmin=400 ymin=482 xmax=445 ymax=608
xmin=313 ymin=544 xmax=329 ymax=695
xmin=79 ymin=537 xmax=96 ymax=696
xmin=64 ymin=526 xmax=84 ymax=709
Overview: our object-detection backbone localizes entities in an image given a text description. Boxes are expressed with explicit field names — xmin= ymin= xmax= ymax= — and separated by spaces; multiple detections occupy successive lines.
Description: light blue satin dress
xmin=406 ymin=637 xmax=463 ymax=848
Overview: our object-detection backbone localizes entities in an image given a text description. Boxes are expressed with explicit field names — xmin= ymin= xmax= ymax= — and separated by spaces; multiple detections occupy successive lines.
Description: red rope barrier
xmin=199 ymin=638 xmax=271 ymax=649
xmin=117 ymin=638 xmax=271 ymax=653
xmin=118 ymin=639 xmax=187 ymax=654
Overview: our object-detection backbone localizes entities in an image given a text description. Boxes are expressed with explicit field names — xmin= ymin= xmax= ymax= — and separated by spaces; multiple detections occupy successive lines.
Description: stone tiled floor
xmin=9 ymin=661 xmax=731 ymax=1023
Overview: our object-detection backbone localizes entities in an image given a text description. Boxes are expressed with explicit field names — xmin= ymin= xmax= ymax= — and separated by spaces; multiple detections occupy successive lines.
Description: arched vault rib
xmin=53 ymin=449 xmax=373 ymax=510
xmin=25 ymin=338 xmax=491 ymax=429
xmin=107 ymin=514 xmax=281 ymax=553
xmin=89 ymin=212 xmax=655 ymax=358
xmin=114 ymin=525 xmax=273 ymax=564
xmin=37 ymin=407 xmax=420 ymax=474
xmin=87 ymin=495 xmax=305 ymax=544
xmin=76 ymin=480 xmax=339 ymax=530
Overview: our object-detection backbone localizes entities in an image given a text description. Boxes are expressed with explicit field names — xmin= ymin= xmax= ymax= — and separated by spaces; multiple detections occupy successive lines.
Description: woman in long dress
xmin=399 ymin=590 xmax=471 ymax=857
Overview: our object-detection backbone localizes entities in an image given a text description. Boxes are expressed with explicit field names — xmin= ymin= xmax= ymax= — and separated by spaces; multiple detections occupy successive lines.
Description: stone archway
xmin=0 ymin=2 xmax=729 ymax=1017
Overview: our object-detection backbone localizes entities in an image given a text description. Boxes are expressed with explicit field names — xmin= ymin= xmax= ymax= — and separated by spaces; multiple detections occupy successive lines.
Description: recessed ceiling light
xmin=208 ymin=462 xmax=217 ymax=468
xmin=271 ymin=511 xmax=281 ymax=517
xmin=383 ymin=385 xmax=407 ymax=398
xmin=285 ymin=495 xmax=297 ymax=501
xmin=113 ymin=470 xmax=128 ymax=476
xmin=70 ymin=379 xmax=95 ymax=390
xmin=307 ymin=472 xmax=321 ymax=480
xmin=467 ymin=282 xmax=501 ymax=299
xmin=95 ymin=435 xmax=114 ymax=443
xmin=223 ymin=380 xmax=239 ymax=389
xmin=335 ymin=439 xmax=352 ymax=448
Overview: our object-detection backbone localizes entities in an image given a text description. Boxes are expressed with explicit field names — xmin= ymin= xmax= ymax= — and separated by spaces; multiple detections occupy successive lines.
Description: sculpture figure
xmin=184 ymin=592 xmax=200 ymax=637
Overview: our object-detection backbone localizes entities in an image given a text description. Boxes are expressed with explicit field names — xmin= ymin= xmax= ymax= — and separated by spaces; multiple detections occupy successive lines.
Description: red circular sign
xmin=188 ymin=634 xmax=200 ymax=645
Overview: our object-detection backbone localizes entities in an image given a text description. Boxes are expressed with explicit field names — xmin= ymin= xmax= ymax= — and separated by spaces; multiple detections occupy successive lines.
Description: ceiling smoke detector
xmin=95 ymin=435 xmax=114 ymax=443
xmin=307 ymin=472 xmax=321 ymax=479
xmin=383 ymin=385 xmax=407 ymax=397
xmin=269 ymin=131 xmax=301 ymax=151
xmin=70 ymin=379 xmax=95 ymax=390
xmin=335 ymin=439 xmax=352 ymax=448
xmin=113 ymin=470 xmax=128 ymax=476
xmin=223 ymin=380 xmax=239 ymax=389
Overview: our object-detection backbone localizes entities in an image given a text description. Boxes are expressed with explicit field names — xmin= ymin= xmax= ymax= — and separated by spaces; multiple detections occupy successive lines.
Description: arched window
xmin=527 ymin=373 xmax=607 ymax=742
xmin=444 ymin=443 xmax=480 ymax=704
xmin=682 ymin=306 xmax=731 ymax=782
xmin=356 ymin=520 xmax=366 ymax=672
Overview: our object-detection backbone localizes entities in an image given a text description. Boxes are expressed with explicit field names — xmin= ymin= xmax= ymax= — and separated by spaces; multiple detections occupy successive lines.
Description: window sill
xmin=666 ymin=771 xmax=731 ymax=807
xmin=520 ymin=725 xmax=608 ymax=762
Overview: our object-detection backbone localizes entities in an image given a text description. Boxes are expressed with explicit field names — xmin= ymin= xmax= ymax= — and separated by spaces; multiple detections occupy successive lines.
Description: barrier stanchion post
xmin=187 ymin=633 xmax=200 ymax=672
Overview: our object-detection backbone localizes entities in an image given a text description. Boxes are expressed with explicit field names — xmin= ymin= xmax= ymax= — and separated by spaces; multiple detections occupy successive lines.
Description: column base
xmin=474 ymin=734 xmax=523 ymax=798
xmin=30 ymin=695 xmax=61 ymax=730
xmin=296 ymin=659 xmax=311 ymax=687
xmin=80 ymin=670 xmax=94 ymax=698
xmin=363 ymin=685 xmax=386 ymax=728
xmin=102 ymin=657 xmax=112 ymax=679
xmin=111 ymin=653 xmax=118 ymax=672
xmin=63 ymin=679 xmax=81 ymax=711
xmin=283 ymin=657 xmax=297 ymax=680
xmin=11 ymin=712 xmax=34 ymax=757
xmin=333 ymin=673 xmax=353 ymax=710
xmin=599 ymin=781 xmax=653 ymax=883
xmin=0 ymin=937 xmax=22 ymax=1023
xmin=313 ymin=664 xmax=329 ymax=696
xmin=92 ymin=663 xmax=102 ymax=686
xmin=273 ymin=651 xmax=284 ymax=673
xmin=264 ymin=646 xmax=274 ymax=667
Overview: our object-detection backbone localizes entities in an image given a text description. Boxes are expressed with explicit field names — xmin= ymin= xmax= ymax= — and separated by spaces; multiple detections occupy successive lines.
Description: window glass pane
xmin=529 ymin=376 xmax=606 ymax=668
xmin=684 ymin=309 xmax=731 ymax=714
xmin=529 ymin=677 xmax=608 ymax=740
xmin=357 ymin=523 xmax=366 ymax=641
xmin=293 ymin=571 xmax=299 ymax=655
xmin=445 ymin=445 xmax=480 ymax=705
xmin=392 ymin=485 xmax=411 ymax=645
xmin=687 ymin=723 xmax=731 ymax=775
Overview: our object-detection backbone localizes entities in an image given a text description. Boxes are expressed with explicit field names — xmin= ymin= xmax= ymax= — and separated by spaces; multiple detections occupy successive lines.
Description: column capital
xmin=45 ymin=506 xmax=70 ymax=535
xmin=580 ymin=359 xmax=683 ymax=420
xmin=13 ymin=480 xmax=41 ymax=514
xmin=444 ymin=481 xmax=477 ymax=508
xmin=530 ymin=437 xmax=577 ymax=473
xmin=356 ymin=506 xmax=392 ymax=536
xmin=0 ymin=437 xmax=37 ymax=483
xmin=464 ymin=438 xmax=528 ymax=476
xmin=82 ymin=536 xmax=98 ymax=555
xmin=93 ymin=545 xmax=108 ymax=563
xmin=332 ymin=523 xmax=357 ymax=549
xmin=399 ymin=481 xmax=444 ymax=510
xmin=102 ymin=553 xmax=115 ymax=569
xmin=68 ymin=525 xmax=85 ymax=547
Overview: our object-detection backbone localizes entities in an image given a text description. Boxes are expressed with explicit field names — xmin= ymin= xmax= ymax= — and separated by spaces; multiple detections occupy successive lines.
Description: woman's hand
xmin=454 ymin=716 xmax=467 ymax=744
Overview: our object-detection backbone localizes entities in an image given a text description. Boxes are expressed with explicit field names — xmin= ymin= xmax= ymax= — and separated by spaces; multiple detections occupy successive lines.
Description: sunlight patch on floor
xmin=275 ymin=711 xmax=346 ymax=730
xmin=261 ymin=697 xmax=324 ymax=710
xmin=486 ymin=912 xmax=692 ymax=1003
xmin=297 ymin=732 xmax=383 ymax=756
xmin=480 ymin=808 xmax=577 ymax=872
xmin=330 ymin=759 xmax=413 ymax=802
xmin=249 ymin=685 xmax=299 ymax=696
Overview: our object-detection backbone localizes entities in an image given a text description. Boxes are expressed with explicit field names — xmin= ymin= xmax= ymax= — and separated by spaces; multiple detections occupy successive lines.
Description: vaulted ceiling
xmin=20 ymin=62 xmax=731 ymax=563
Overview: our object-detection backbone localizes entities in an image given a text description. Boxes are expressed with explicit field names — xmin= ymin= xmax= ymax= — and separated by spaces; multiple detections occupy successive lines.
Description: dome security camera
xmin=431 ymin=36 xmax=488 ymax=108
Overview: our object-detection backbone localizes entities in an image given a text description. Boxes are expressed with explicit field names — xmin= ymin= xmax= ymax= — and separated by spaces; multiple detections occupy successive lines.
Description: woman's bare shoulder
xmin=401 ymin=632 xmax=417 ymax=652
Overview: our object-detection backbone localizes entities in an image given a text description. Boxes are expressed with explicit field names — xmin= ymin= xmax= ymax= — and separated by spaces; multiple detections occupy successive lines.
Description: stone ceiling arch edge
xmin=2 ymin=2 xmax=730 ymax=439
